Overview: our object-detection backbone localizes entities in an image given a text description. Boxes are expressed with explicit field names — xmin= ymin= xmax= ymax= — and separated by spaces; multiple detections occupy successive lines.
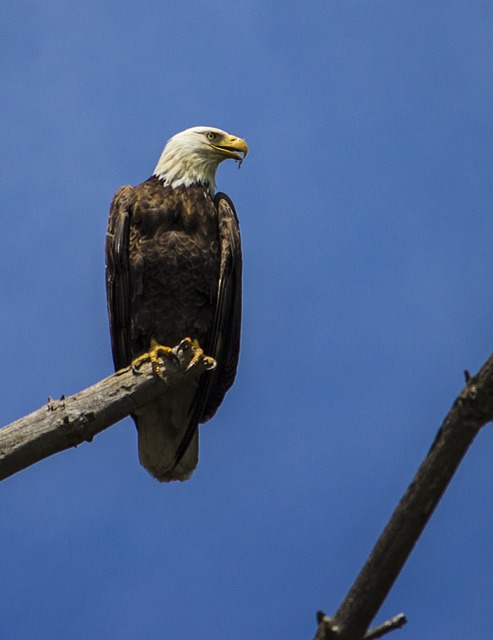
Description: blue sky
xmin=1 ymin=2 xmax=493 ymax=638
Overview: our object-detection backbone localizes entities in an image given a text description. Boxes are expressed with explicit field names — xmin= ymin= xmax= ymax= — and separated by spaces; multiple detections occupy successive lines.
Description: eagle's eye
xmin=206 ymin=131 xmax=217 ymax=141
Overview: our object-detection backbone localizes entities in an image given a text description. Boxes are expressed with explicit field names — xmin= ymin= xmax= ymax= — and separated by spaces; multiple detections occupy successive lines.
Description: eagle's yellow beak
xmin=211 ymin=135 xmax=248 ymax=162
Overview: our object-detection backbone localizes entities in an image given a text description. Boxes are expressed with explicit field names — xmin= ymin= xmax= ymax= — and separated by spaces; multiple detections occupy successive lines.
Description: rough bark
xmin=2 ymin=340 xmax=492 ymax=639
xmin=0 ymin=340 xmax=213 ymax=481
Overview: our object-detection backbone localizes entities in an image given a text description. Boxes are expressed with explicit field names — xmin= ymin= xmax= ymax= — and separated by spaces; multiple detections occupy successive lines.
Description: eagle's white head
xmin=153 ymin=126 xmax=248 ymax=192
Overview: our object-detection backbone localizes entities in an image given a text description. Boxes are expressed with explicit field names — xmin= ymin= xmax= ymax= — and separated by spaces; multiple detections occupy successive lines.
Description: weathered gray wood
xmin=0 ymin=340 xmax=214 ymax=481
xmin=3 ymin=337 xmax=493 ymax=638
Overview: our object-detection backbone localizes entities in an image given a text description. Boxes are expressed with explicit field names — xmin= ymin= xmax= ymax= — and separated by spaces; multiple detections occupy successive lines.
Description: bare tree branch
xmin=3 ymin=336 xmax=493 ymax=638
xmin=313 ymin=353 xmax=493 ymax=640
xmin=364 ymin=614 xmax=407 ymax=639
xmin=314 ymin=611 xmax=407 ymax=640
xmin=0 ymin=340 xmax=213 ymax=481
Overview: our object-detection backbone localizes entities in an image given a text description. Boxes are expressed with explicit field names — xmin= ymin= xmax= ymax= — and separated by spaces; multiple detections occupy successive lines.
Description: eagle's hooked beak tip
xmin=212 ymin=135 xmax=248 ymax=162
xmin=235 ymin=137 xmax=248 ymax=159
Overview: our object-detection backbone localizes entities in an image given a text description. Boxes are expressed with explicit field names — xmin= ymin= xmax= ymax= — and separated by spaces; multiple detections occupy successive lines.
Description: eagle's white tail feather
xmin=135 ymin=384 xmax=198 ymax=482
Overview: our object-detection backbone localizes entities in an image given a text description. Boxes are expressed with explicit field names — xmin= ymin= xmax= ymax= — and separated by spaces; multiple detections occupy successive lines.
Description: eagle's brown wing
xmin=105 ymin=185 xmax=133 ymax=371
xmin=172 ymin=192 xmax=242 ymax=468
xmin=203 ymin=192 xmax=243 ymax=419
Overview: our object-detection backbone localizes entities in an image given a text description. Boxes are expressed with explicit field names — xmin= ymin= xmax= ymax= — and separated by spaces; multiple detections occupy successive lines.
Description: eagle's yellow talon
xmin=202 ymin=356 xmax=216 ymax=371
xmin=186 ymin=346 xmax=205 ymax=370
xmin=132 ymin=340 xmax=174 ymax=375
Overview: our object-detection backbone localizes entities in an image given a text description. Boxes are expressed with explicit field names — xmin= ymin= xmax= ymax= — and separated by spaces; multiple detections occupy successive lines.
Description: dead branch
xmin=2 ymin=339 xmax=493 ymax=638
xmin=313 ymin=352 xmax=493 ymax=640
xmin=0 ymin=340 xmax=213 ymax=481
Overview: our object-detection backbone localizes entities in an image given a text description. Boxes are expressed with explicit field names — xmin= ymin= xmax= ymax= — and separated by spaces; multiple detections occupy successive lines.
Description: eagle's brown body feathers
xmin=106 ymin=172 xmax=242 ymax=481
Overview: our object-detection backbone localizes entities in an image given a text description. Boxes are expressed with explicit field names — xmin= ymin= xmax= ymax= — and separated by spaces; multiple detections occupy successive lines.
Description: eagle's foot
xmin=177 ymin=337 xmax=216 ymax=372
xmin=186 ymin=346 xmax=216 ymax=372
xmin=132 ymin=340 xmax=175 ymax=375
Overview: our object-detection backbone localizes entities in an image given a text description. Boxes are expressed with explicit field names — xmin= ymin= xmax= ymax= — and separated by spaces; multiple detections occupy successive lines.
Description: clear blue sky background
xmin=1 ymin=2 xmax=493 ymax=638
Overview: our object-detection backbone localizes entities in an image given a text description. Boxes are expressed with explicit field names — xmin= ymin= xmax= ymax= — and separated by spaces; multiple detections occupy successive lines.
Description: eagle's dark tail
xmin=134 ymin=383 xmax=199 ymax=482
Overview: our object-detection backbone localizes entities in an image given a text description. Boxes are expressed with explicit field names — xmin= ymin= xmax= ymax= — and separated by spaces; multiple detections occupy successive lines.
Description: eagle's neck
xmin=153 ymin=144 xmax=219 ymax=193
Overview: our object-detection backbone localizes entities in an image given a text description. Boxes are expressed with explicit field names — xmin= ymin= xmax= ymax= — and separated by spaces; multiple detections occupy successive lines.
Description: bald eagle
xmin=105 ymin=126 xmax=247 ymax=482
